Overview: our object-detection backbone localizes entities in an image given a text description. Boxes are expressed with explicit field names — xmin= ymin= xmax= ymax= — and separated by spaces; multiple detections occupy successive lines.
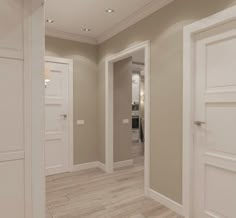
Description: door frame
xmin=45 ymin=56 xmax=74 ymax=173
xmin=183 ymin=5 xmax=236 ymax=218
xmin=105 ymin=41 xmax=150 ymax=195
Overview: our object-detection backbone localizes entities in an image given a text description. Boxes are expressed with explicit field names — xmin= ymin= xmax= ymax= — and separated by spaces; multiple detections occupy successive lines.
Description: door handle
xmin=60 ymin=114 xmax=67 ymax=119
xmin=194 ymin=121 xmax=206 ymax=126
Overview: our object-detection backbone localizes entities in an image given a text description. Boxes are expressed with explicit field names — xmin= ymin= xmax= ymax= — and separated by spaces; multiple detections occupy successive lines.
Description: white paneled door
xmin=193 ymin=20 xmax=236 ymax=217
xmin=45 ymin=60 xmax=70 ymax=176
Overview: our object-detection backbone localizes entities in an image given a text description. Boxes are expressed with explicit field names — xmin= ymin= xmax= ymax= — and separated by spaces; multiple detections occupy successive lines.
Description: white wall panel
xmin=0 ymin=58 xmax=24 ymax=152
xmin=0 ymin=0 xmax=45 ymax=217
xmin=0 ymin=0 xmax=24 ymax=59
xmin=0 ymin=160 xmax=25 ymax=218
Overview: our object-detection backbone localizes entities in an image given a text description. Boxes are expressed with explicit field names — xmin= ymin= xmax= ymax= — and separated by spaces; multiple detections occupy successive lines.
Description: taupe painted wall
xmin=114 ymin=58 xmax=132 ymax=162
xmin=45 ymin=36 xmax=98 ymax=165
xmin=97 ymin=0 xmax=236 ymax=204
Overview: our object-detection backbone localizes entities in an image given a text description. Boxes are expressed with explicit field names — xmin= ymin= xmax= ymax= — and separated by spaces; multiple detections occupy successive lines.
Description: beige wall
xmin=114 ymin=58 xmax=132 ymax=162
xmin=45 ymin=36 xmax=98 ymax=165
xmin=97 ymin=0 xmax=236 ymax=204
xmin=45 ymin=0 xmax=236 ymax=205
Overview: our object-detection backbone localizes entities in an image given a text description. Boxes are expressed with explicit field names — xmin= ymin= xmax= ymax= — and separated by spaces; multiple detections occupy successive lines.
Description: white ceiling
xmin=45 ymin=0 xmax=174 ymax=44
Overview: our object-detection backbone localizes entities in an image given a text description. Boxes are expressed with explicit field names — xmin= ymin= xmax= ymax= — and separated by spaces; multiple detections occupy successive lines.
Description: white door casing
xmin=45 ymin=57 xmax=73 ymax=176
xmin=0 ymin=0 xmax=45 ymax=218
xmin=183 ymin=5 xmax=236 ymax=218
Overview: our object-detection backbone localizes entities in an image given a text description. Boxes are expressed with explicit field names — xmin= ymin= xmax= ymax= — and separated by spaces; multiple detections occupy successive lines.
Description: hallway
xmin=46 ymin=144 xmax=182 ymax=218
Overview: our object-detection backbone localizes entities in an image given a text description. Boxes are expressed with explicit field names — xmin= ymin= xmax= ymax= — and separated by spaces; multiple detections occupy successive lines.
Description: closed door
xmin=193 ymin=21 xmax=236 ymax=217
xmin=45 ymin=60 xmax=69 ymax=176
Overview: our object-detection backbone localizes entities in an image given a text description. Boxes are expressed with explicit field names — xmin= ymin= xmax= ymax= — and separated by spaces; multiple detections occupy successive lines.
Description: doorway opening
xmin=105 ymin=41 xmax=150 ymax=195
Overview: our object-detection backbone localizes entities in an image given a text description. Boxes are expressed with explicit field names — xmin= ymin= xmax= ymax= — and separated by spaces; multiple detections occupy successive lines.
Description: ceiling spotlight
xmin=83 ymin=28 xmax=91 ymax=32
xmin=106 ymin=9 xmax=114 ymax=13
xmin=46 ymin=19 xmax=54 ymax=23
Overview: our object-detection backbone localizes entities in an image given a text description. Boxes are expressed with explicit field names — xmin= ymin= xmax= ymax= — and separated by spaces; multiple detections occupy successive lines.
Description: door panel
xmin=205 ymin=165 xmax=236 ymax=218
xmin=113 ymin=57 xmax=132 ymax=163
xmin=206 ymin=105 xmax=236 ymax=155
xmin=45 ymin=61 xmax=69 ymax=176
xmin=207 ymin=36 xmax=236 ymax=88
xmin=194 ymin=21 xmax=236 ymax=218
xmin=45 ymin=104 xmax=63 ymax=131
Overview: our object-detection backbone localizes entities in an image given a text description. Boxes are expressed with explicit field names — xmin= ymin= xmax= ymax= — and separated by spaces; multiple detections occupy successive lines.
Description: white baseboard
xmin=72 ymin=161 xmax=106 ymax=172
xmin=148 ymin=189 xmax=183 ymax=216
xmin=114 ymin=159 xmax=134 ymax=169
xmin=72 ymin=162 xmax=99 ymax=171
xmin=72 ymin=160 xmax=134 ymax=173
xmin=97 ymin=162 xmax=106 ymax=171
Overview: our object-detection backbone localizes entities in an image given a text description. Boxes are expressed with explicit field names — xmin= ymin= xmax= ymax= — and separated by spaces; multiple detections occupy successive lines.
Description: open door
xmin=113 ymin=57 xmax=133 ymax=164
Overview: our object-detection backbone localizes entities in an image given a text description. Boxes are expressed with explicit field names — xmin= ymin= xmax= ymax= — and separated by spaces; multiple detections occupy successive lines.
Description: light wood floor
xmin=46 ymin=143 xmax=182 ymax=218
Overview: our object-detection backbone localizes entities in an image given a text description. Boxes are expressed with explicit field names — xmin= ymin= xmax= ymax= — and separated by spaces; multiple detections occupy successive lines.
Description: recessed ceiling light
xmin=46 ymin=19 xmax=54 ymax=23
xmin=83 ymin=28 xmax=91 ymax=32
xmin=106 ymin=9 xmax=114 ymax=13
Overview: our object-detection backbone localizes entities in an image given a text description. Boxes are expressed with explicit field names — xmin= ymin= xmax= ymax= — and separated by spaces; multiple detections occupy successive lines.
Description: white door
xmin=193 ymin=20 xmax=236 ymax=217
xmin=45 ymin=60 xmax=70 ymax=176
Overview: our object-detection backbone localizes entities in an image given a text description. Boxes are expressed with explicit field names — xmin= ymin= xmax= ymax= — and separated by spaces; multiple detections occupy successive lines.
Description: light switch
xmin=77 ymin=120 xmax=85 ymax=125
xmin=123 ymin=119 xmax=129 ymax=124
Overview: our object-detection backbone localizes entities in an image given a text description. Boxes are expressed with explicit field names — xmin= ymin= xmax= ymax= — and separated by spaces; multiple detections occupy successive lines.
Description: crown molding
xmin=45 ymin=0 xmax=175 ymax=45
xmin=45 ymin=27 xmax=98 ymax=45
xmin=97 ymin=0 xmax=175 ymax=44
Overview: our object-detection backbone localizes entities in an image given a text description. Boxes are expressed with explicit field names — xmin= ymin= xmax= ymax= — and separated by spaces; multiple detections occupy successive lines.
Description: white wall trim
xmin=73 ymin=161 xmax=106 ymax=172
xmin=45 ymin=56 xmax=74 ymax=172
xmin=0 ymin=151 xmax=25 ymax=162
xmin=114 ymin=159 xmax=134 ymax=169
xmin=97 ymin=0 xmax=174 ymax=44
xmin=73 ymin=162 xmax=100 ymax=171
xmin=46 ymin=27 xmax=97 ymax=45
xmin=30 ymin=0 xmax=45 ymax=217
xmin=148 ymin=189 xmax=183 ymax=216
xmin=24 ymin=1 xmax=33 ymax=217
xmin=183 ymin=5 xmax=236 ymax=218
xmin=105 ymin=41 xmax=151 ymax=196
xmin=29 ymin=0 xmax=46 ymax=217
xmin=45 ymin=0 xmax=174 ymax=45
xmin=97 ymin=162 xmax=106 ymax=171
